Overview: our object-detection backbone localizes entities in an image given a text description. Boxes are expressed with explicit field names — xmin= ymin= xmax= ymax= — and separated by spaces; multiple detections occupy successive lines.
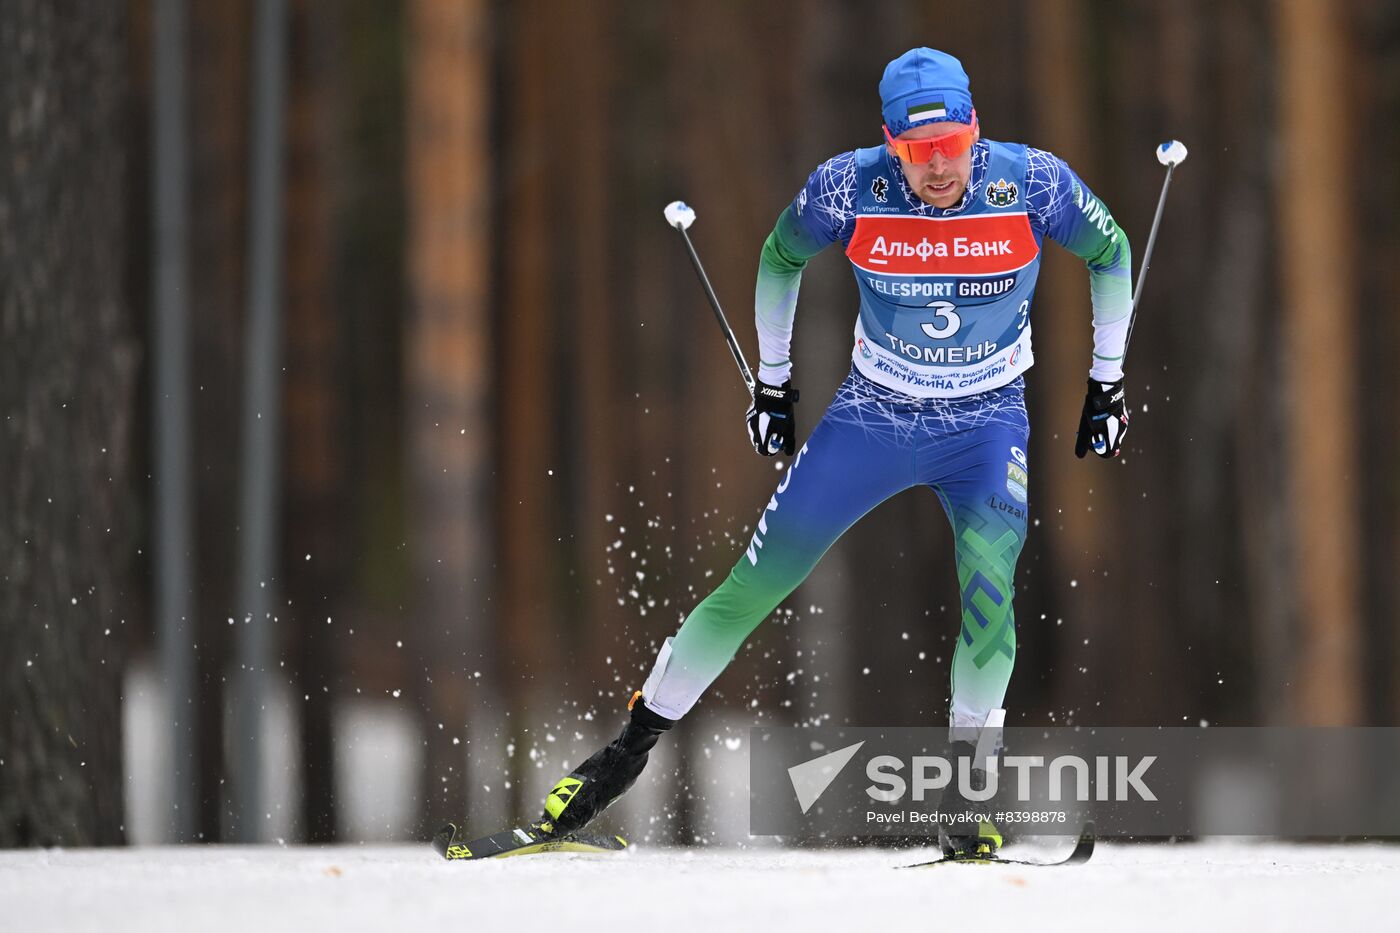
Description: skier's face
xmin=888 ymin=120 xmax=979 ymax=209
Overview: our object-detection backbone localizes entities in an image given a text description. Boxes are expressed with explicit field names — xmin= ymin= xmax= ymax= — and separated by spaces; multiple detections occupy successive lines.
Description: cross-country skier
xmin=537 ymin=47 xmax=1132 ymax=858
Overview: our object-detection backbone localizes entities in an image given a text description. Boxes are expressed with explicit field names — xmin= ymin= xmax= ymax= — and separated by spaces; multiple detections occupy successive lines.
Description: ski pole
xmin=1125 ymin=140 xmax=1188 ymax=353
xmin=663 ymin=200 xmax=756 ymax=398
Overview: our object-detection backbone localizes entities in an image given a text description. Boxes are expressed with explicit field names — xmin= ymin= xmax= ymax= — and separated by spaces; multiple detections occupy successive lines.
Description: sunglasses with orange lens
xmin=883 ymin=111 xmax=979 ymax=163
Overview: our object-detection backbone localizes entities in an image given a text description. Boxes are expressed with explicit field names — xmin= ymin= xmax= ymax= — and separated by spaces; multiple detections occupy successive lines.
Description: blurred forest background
xmin=4 ymin=0 xmax=1400 ymax=848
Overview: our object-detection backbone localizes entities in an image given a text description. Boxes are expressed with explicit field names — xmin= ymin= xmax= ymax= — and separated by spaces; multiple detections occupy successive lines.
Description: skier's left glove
xmin=1074 ymin=378 xmax=1128 ymax=459
xmin=746 ymin=380 xmax=799 ymax=456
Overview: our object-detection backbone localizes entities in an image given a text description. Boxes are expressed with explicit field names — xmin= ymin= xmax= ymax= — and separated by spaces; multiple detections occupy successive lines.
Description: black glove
xmin=746 ymin=380 xmax=799 ymax=456
xmin=1074 ymin=378 xmax=1128 ymax=459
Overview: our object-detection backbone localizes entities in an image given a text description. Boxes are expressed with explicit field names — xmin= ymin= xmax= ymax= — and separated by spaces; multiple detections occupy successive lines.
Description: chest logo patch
xmin=846 ymin=213 xmax=1039 ymax=276
xmin=871 ymin=176 xmax=889 ymax=203
xmin=986 ymin=178 xmax=1019 ymax=207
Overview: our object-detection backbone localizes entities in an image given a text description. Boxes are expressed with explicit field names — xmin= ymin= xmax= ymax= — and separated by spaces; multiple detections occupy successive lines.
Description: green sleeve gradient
xmin=754 ymin=206 xmax=832 ymax=385
xmin=1054 ymin=181 xmax=1134 ymax=381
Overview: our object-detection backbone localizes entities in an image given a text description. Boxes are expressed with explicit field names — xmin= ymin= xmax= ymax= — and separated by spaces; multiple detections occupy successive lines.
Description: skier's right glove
xmin=746 ymin=380 xmax=799 ymax=456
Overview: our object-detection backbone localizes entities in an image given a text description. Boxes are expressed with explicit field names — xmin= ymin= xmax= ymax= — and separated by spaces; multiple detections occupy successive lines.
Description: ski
xmin=900 ymin=822 xmax=1096 ymax=869
xmin=431 ymin=822 xmax=629 ymax=861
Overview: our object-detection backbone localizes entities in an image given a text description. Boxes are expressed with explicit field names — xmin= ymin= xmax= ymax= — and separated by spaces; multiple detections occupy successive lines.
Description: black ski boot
xmin=938 ymin=739 xmax=1004 ymax=860
xmin=537 ymin=699 xmax=675 ymax=837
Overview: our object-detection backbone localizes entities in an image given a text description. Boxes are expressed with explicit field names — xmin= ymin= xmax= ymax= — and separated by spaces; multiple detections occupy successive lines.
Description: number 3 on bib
xmin=920 ymin=301 xmax=961 ymax=339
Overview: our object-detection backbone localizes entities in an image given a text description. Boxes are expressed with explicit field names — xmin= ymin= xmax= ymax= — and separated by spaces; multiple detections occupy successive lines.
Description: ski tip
xmin=431 ymin=822 xmax=459 ymax=857
xmin=1065 ymin=821 xmax=1096 ymax=865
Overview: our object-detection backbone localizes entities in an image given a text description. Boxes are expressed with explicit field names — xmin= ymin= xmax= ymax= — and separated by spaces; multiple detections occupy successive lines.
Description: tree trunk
xmin=405 ymin=0 xmax=497 ymax=831
xmin=1275 ymin=0 xmax=1362 ymax=725
xmin=283 ymin=0 xmax=344 ymax=841
xmin=1025 ymin=0 xmax=1106 ymax=722
xmin=0 ymin=0 xmax=135 ymax=846
xmin=496 ymin=0 xmax=569 ymax=823
xmin=187 ymin=0 xmax=252 ymax=840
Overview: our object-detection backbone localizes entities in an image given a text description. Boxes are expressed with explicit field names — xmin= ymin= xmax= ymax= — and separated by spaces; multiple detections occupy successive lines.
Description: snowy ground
xmin=3 ymin=840 xmax=1397 ymax=932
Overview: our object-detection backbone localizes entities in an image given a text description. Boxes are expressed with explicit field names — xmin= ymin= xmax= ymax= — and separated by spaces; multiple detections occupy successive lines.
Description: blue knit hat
xmin=880 ymin=48 xmax=974 ymax=136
